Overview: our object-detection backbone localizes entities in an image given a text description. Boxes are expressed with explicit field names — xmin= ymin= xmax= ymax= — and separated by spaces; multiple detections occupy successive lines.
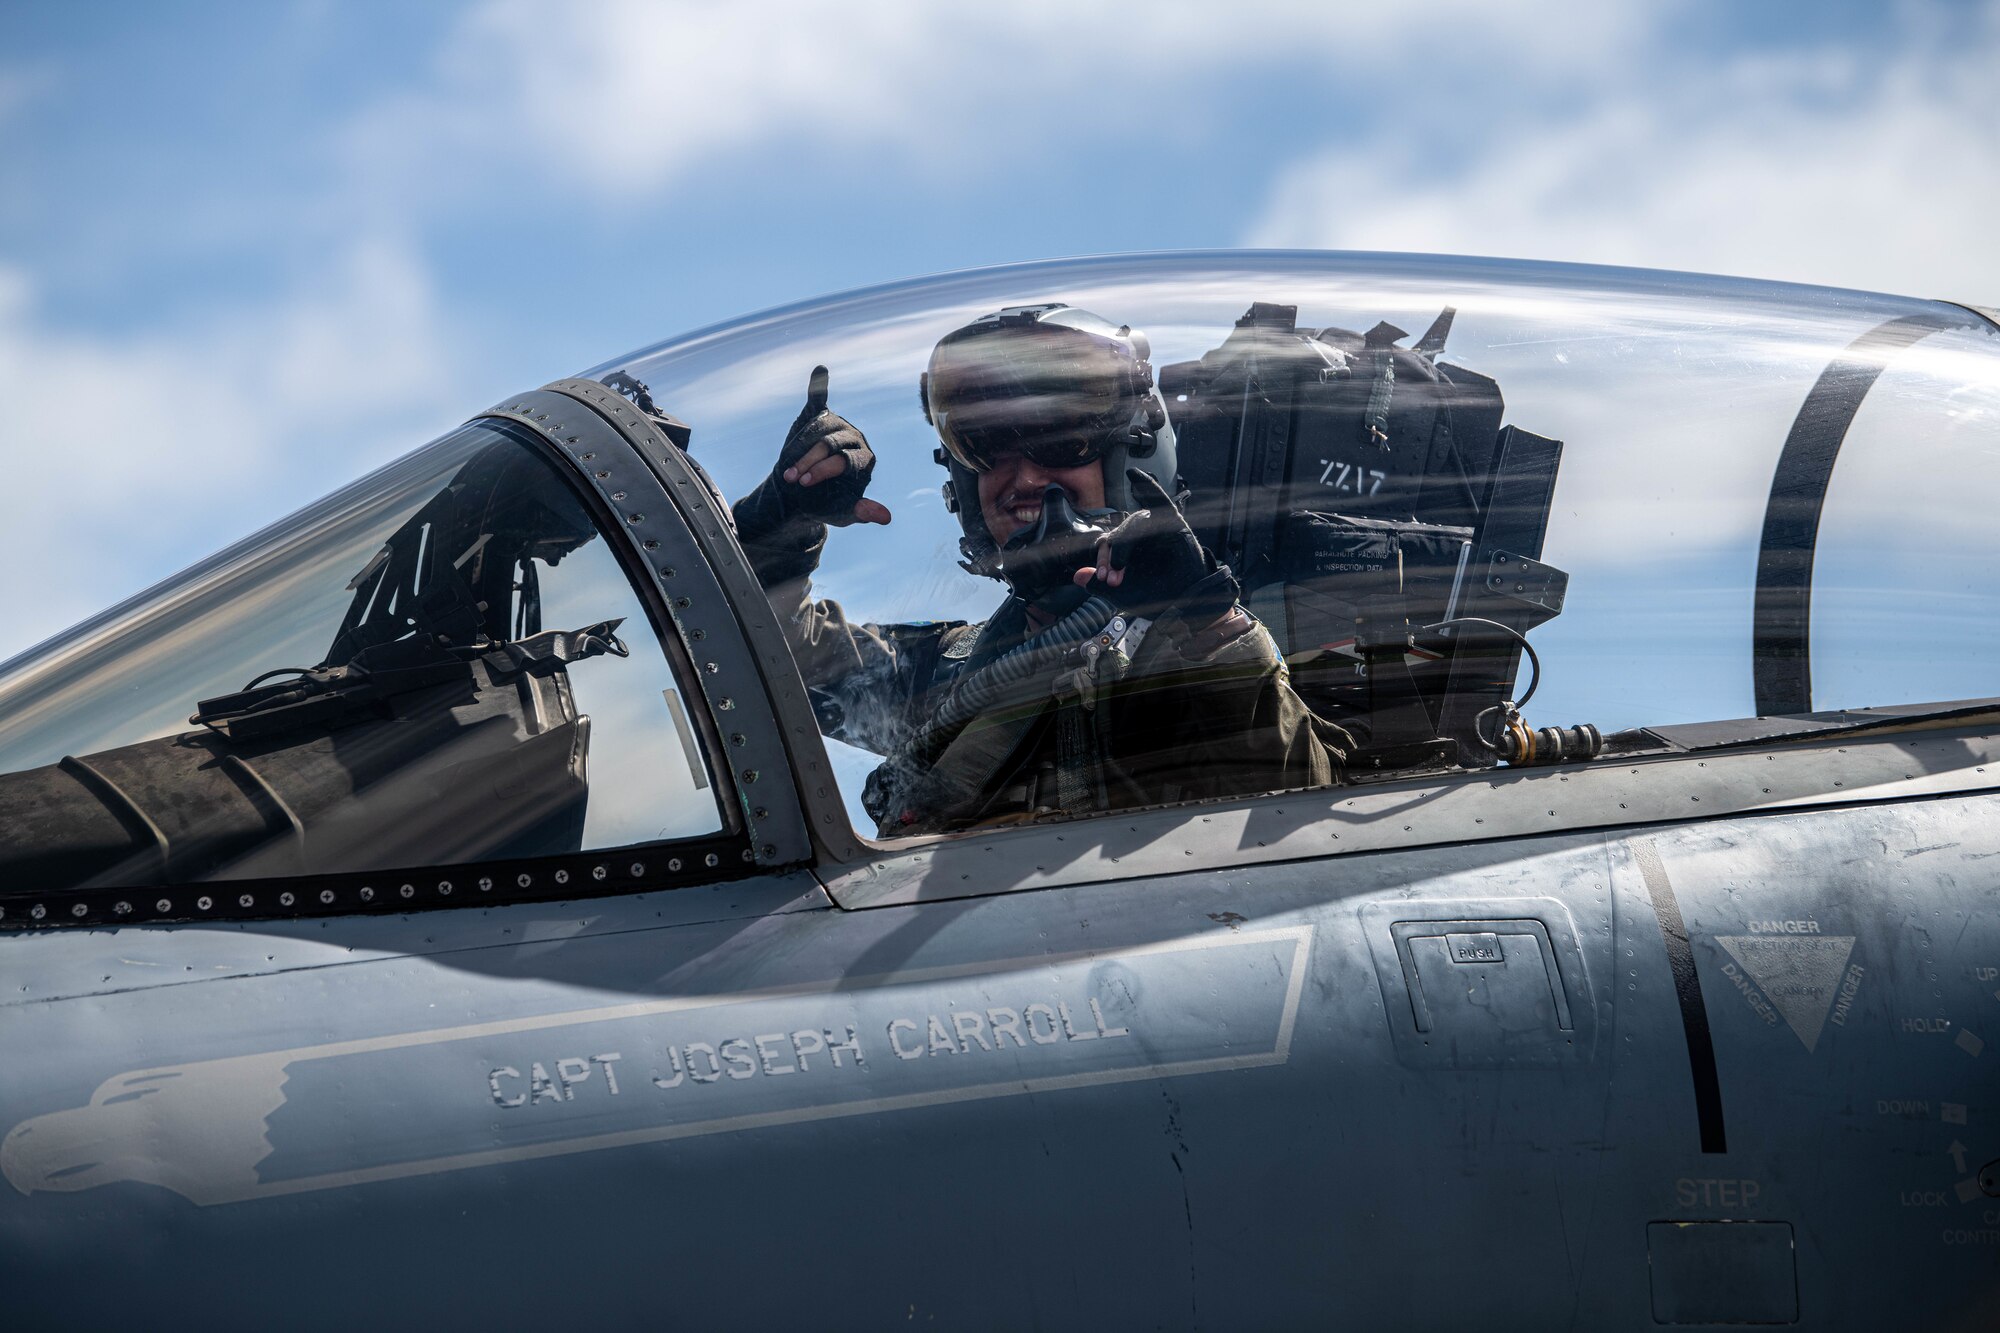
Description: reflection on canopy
xmin=0 ymin=426 xmax=719 ymax=892
xmin=595 ymin=253 xmax=2000 ymax=826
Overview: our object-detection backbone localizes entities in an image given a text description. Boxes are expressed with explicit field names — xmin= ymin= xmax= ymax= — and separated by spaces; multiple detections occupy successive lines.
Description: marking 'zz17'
xmin=1316 ymin=459 xmax=1388 ymax=496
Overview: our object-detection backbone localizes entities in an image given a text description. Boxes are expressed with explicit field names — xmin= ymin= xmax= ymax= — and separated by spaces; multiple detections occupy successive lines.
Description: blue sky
xmin=1 ymin=0 xmax=1995 ymax=661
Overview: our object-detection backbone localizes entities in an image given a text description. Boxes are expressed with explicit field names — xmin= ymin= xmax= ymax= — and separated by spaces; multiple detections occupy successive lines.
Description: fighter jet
xmin=2 ymin=251 xmax=1997 ymax=1330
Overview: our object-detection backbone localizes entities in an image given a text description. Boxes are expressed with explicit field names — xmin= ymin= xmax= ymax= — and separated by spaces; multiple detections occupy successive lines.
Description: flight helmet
xmin=921 ymin=304 xmax=1179 ymax=595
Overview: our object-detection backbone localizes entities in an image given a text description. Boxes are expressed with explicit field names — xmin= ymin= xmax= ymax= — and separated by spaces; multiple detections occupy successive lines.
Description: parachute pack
xmin=1162 ymin=302 xmax=1569 ymax=767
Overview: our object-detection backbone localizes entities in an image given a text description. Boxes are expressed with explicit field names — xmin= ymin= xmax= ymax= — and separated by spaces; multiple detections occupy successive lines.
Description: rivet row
xmin=2 ymin=846 xmax=738 ymax=927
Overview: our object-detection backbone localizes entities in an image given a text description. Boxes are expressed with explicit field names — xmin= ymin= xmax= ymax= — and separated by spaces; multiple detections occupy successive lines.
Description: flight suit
xmin=733 ymin=494 xmax=1352 ymax=837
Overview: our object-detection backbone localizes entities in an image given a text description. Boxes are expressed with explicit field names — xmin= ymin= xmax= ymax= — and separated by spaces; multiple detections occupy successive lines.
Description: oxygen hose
xmin=910 ymin=594 xmax=1118 ymax=755
xmin=863 ymin=595 xmax=1122 ymax=828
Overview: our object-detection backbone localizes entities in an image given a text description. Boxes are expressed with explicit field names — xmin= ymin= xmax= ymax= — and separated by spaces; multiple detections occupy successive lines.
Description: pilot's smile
xmin=1000 ymin=488 xmax=1058 ymax=530
xmin=975 ymin=450 xmax=1107 ymax=548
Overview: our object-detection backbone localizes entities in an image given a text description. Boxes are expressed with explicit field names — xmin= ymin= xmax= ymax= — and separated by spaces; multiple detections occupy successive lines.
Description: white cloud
xmin=11 ymin=0 xmax=1993 ymax=682
xmin=1245 ymin=4 xmax=2000 ymax=303
xmin=0 ymin=238 xmax=463 ymax=663
xmin=343 ymin=0 xmax=1655 ymax=199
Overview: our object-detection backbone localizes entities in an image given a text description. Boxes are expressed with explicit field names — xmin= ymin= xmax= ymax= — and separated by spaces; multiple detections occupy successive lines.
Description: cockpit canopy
xmin=0 ymin=424 xmax=720 ymax=895
xmin=1 ymin=252 xmax=1997 ymax=902
xmin=596 ymin=254 xmax=2000 ymax=820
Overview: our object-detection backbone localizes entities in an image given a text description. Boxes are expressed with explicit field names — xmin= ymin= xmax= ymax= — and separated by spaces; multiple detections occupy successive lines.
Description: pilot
xmin=731 ymin=304 xmax=1351 ymax=835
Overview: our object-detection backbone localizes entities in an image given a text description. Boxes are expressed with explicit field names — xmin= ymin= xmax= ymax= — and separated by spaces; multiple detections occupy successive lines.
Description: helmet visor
xmin=927 ymin=324 xmax=1134 ymax=472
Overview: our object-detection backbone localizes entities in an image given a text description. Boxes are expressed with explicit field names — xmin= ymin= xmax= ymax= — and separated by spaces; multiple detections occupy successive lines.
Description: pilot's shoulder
xmin=939 ymin=622 xmax=984 ymax=660
xmin=867 ymin=617 xmax=981 ymax=657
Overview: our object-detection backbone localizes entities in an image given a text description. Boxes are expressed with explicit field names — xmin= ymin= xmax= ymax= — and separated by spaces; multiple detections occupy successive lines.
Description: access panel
xmin=1363 ymin=898 xmax=1595 ymax=1069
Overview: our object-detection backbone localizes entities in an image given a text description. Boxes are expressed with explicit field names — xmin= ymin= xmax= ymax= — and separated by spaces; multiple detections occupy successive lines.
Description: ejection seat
xmin=1162 ymin=302 xmax=1568 ymax=768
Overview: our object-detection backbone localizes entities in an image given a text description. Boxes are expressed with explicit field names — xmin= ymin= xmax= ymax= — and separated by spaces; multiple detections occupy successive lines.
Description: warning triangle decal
xmin=1716 ymin=935 xmax=1856 ymax=1053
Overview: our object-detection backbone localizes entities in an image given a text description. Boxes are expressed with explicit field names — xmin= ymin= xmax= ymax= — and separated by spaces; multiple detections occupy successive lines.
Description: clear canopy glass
xmin=0 ymin=423 xmax=720 ymax=891
xmin=592 ymin=252 xmax=2000 ymax=832
xmin=6 ymin=252 xmax=1995 ymax=878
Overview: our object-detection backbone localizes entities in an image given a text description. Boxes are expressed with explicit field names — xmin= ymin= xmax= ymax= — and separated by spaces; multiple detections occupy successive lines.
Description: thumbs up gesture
xmin=775 ymin=365 xmax=890 ymax=527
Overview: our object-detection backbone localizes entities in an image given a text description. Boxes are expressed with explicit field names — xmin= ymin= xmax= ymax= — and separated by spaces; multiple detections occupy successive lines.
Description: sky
xmin=1 ymin=0 xmax=1996 ymax=663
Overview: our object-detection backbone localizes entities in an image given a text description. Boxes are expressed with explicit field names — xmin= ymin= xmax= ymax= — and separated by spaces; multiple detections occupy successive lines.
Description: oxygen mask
xmin=993 ymin=484 xmax=1121 ymax=614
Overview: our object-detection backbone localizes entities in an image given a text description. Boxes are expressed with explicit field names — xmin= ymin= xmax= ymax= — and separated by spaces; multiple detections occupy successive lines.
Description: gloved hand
xmin=772 ymin=366 xmax=890 ymax=528
xmin=1072 ymin=470 xmax=1241 ymax=625
xmin=732 ymin=366 xmax=889 ymax=588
